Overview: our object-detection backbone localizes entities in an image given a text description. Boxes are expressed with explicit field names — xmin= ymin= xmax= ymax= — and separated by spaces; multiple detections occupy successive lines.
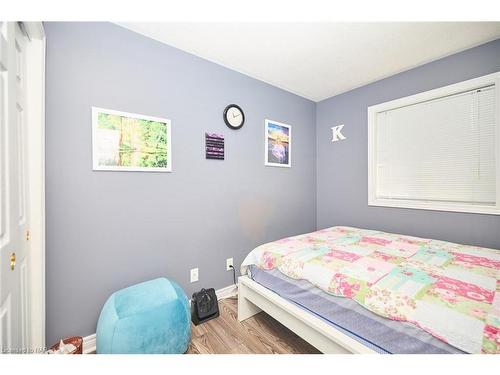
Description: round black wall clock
xmin=223 ymin=104 xmax=245 ymax=130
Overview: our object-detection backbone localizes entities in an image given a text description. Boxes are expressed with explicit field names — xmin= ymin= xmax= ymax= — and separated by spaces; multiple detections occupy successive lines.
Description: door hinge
xmin=25 ymin=229 xmax=30 ymax=241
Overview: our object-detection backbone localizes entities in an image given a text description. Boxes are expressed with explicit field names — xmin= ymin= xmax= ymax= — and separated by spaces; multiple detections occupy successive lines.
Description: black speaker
xmin=191 ymin=288 xmax=219 ymax=325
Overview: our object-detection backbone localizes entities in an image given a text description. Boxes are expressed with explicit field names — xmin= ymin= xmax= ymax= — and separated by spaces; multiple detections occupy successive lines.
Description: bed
xmin=238 ymin=226 xmax=500 ymax=354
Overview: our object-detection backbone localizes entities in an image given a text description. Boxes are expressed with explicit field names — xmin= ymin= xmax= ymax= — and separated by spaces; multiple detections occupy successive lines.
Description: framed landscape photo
xmin=265 ymin=119 xmax=291 ymax=168
xmin=92 ymin=107 xmax=172 ymax=172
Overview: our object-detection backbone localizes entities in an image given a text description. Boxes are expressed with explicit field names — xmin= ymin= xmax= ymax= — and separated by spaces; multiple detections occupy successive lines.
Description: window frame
xmin=367 ymin=72 xmax=500 ymax=215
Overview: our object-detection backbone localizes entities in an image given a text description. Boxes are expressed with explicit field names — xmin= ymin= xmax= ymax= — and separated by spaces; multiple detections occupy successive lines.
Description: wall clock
xmin=223 ymin=104 xmax=245 ymax=130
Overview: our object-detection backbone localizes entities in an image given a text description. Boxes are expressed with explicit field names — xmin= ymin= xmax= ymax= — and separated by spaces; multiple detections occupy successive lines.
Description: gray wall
xmin=316 ymin=38 xmax=500 ymax=250
xmin=45 ymin=22 xmax=316 ymax=345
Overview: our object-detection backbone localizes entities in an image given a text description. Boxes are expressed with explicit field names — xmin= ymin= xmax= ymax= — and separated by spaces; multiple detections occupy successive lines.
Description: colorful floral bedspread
xmin=241 ymin=227 xmax=500 ymax=353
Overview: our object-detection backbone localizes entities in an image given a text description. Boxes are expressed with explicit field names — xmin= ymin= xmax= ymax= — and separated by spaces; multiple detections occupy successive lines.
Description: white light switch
xmin=190 ymin=268 xmax=199 ymax=283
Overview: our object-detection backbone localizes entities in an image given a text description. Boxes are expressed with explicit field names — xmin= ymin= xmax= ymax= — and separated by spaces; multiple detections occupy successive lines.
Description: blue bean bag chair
xmin=96 ymin=278 xmax=191 ymax=354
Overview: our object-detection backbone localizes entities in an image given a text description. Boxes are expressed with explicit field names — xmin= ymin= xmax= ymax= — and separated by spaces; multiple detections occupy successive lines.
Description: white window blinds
xmin=374 ymin=85 xmax=496 ymax=206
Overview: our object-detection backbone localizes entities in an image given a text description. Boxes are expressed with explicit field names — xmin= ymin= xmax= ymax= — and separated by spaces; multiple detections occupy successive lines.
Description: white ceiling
xmin=118 ymin=22 xmax=500 ymax=102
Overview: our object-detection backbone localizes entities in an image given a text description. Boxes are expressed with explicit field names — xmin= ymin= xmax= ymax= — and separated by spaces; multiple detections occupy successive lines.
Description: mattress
xmin=247 ymin=264 xmax=464 ymax=354
xmin=242 ymin=226 xmax=500 ymax=353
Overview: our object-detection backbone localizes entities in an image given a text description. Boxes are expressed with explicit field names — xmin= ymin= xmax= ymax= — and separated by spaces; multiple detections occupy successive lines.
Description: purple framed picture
xmin=205 ymin=133 xmax=224 ymax=160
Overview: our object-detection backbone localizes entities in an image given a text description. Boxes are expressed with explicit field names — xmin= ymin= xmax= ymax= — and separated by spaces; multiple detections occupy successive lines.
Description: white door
xmin=0 ymin=22 xmax=30 ymax=354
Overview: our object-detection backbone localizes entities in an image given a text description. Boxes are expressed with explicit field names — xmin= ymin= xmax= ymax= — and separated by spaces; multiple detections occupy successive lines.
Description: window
xmin=368 ymin=72 xmax=500 ymax=215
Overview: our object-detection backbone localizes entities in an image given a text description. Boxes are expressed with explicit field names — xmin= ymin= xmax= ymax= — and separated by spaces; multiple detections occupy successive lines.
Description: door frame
xmin=22 ymin=21 xmax=46 ymax=352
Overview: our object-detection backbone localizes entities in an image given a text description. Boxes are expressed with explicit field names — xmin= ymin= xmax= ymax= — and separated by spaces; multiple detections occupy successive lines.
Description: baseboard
xmin=215 ymin=283 xmax=238 ymax=300
xmin=82 ymin=283 xmax=238 ymax=354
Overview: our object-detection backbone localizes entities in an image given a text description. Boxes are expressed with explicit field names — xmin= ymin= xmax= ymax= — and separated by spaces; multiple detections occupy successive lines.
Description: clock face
xmin=224 ymin=104 xmax=244 ymax=129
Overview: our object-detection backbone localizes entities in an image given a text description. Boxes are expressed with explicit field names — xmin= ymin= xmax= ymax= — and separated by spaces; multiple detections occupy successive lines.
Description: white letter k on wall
xmin=331 ymin=125 xmax=346 ymax=142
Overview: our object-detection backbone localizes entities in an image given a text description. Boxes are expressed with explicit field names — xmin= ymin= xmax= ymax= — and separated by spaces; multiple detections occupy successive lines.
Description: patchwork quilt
xmin=241 ymin=227 xmax=500 ymax=353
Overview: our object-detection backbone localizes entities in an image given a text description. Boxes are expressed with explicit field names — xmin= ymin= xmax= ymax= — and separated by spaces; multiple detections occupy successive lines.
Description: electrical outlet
xmin=226 ymin=258 xmax=234 ymax=271
xmin=190 ymin=268 xmax=199 ymax=283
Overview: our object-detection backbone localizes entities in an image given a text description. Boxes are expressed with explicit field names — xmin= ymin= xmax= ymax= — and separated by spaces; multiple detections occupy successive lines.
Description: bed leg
xmin=238 ymin=278 xmax=262 ymax=322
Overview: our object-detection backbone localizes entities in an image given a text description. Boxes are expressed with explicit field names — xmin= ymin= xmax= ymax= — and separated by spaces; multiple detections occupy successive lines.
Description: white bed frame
xmin=237 ymin=276 xmax=376 ymax=354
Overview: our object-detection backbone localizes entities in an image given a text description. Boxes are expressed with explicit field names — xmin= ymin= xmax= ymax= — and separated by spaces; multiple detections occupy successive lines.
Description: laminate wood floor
xmin=187 ymin=297 xmax=320 ymax=354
